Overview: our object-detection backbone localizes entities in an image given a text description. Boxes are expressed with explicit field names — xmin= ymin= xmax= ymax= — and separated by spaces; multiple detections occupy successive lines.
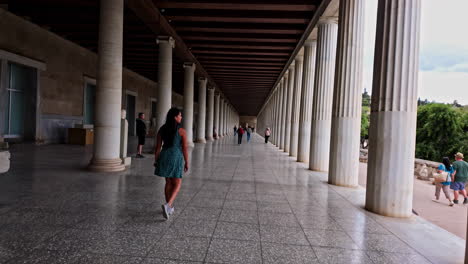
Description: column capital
xmin=295 ymin=54 xmax=304 ymax=62
xmin=304 ymin=39 xmax=317 ymax=47
xmin=318 ymin=16 xmax=338 ymax=25
xmin=156 ymin=36 xmax=175 ymax=48
xmin=198 ymin=77 xmax=207 ymax=82
xmin=289 ymin=62 xmax=295 ymax=70
xmin=183 ymin=62 xmax=196 ymax=71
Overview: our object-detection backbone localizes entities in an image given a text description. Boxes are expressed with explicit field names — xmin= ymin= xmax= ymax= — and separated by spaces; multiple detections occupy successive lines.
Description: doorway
xmin=84 ymin=82 xmax=96 ymax=125
xmin=126 ymin=94 xmax=136 ymax=136
xmin=3 ymin=62 xmax=37 ymax=141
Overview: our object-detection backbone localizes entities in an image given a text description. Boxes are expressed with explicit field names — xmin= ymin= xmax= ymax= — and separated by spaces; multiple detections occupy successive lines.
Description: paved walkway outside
xmin=358 ymin=162 xmax=468 ymax=240
xmin=0 ymin=134 xmax=465 ymax=263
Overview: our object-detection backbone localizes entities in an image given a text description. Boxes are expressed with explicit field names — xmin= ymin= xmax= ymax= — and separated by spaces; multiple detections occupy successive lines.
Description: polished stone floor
xmin=0 ymin=134 xmax=465 ymax=263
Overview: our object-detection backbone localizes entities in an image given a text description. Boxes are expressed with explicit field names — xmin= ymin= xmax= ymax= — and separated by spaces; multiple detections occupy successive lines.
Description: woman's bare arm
xmin=154 ymin=130 xmax=163 ymax=162
xmin=179 ymin=128 xmax=189 ymax=172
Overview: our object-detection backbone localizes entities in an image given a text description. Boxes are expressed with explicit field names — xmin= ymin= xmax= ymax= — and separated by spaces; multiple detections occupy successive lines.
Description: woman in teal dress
xmin=154 ymin=107 xmax=189 ymax=219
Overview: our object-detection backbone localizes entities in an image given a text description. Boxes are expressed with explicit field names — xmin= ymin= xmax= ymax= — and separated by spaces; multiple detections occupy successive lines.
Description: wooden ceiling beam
xmin=192 ymin=50 xmax=290 ymax=56
xmin=199 ymin=61 xmax=284 ymax=66
xmin=181 ymin=36 xmax=297 ymax=43
xmin=175 ymin=27 xmax=303 ymax=35
xmin=195 ymin=56 xmax=287 ymax=62
xmin=205 ymin=65 xmax=283 ymax=70
xmin=189 ymin=44 xmax=294 ymax=51
xmin=167 ymin=16 xmax=308 ymax=24
xmin=157 ymin=2 xmax=316 ymax=12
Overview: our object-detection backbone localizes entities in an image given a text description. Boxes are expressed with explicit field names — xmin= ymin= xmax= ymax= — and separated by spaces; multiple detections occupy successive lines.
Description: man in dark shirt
xmin=452 ymin=152 xmax=468 ymax=204
xmin=136 ymin=113 xmax=146 ymax=158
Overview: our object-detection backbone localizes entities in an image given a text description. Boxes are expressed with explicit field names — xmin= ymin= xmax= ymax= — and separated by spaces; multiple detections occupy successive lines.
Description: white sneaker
xmin=432 ymin=199 xmax=439 ymax=203
xmin=162 ymin=204 xmax=169 ymax=219
xmin=168 ymin=206 xmax=175 ymax=215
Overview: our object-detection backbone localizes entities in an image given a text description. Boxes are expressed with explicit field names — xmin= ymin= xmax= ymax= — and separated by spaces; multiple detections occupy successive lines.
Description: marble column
xmin=155 ymin=36 xmax=175 ymax=131
xmin=329 ymin=0 xmax=365 ymax=187
xmin=285 ymin=65 xmax=295 ymax=153
xmin=279 ymin=76 xmax=288 ymax=150
xmin=214 ymin=93 xmax=220 ymax=139
xmin=219 ymin=99 xmax=224 ymax=138
xmin=275 ymin=88 xmax=280 ymax=146
xmin=196 ymin=78 xmax=207 ymax=143
xmin=365 ymin=0 xmax=421 ymax=218
xmin=271 ymin=91 xmax=277 ymax=145
xmin=223 ymin=102 xmax=227 ymax=136
xmin=206 ymin=87 xmax=214 ymax=141
xmin=88 ymin=0 xmax=125 ymax=172
xmin=290 ymin=56 xmax=303 ymax=157
xmin=309 ymin=18 xmax=338 ymax=172
xmin=183 ymin=63 xmax=195 ymax=147
xmin=276 ymin=84 xmax=284 ymax=148
xmin=297 ymin=41 xmax=317 ymax=163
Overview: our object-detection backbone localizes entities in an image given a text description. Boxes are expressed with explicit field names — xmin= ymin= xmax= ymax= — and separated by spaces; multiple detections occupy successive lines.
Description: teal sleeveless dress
xmin=154 ymin=126 xmax=184 ymax=178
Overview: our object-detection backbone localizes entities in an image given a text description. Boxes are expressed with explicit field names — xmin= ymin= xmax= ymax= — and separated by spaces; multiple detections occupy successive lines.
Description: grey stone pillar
xmin=196 ymin=78 xmax=207 ymax=143
xmin=297 ymin=41 xmax=317 ymax=163
xmin=156 ymin=36 xmax=175 ymax=131
xmin=206 ymin=87 xmax=214 ymax=141
xmin=183 ymin=63 xmax=195 ymax=147
xmin=214 ymin=93 xmax=220 ymax=139
xmin=284 ymin=65 xmax=295 ymax=153
xmin=219 ymin=99 xmax=224 ymax=138
xmin=290 ymin=55 xmax=303 ymax=157
xmin=365 ymin=0 xmax=421 ymax=218
xmin=329 ymin=0 xmax=365 ymax=187
xmin=279 ymin=76 xmax=288 ymax=150
xmin=274 ymin=88 xmax=280 ymax=146
xmin=309 ymin=18 xmax=338 ymax=172
xmin=89 ymin=0 xmax=125 ymax=172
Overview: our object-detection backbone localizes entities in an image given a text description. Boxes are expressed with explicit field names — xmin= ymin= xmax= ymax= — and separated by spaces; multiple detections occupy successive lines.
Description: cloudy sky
xmin=363 ymin=0 xmax=468 ymax=105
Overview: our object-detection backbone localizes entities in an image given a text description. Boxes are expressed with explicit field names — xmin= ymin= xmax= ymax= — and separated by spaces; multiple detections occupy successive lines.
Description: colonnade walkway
xmin=0 ymin=135 xmax=465 ymax=263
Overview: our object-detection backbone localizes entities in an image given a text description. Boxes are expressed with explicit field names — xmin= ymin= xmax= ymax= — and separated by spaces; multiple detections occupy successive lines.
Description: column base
xmin=206 ymin=137 xmax=213 ymax=141
xmin=122 ymin=157 xmax=132 ymax=167
xmin=88 ymin=158 xmax=125 ymax=172
xmin=195 ymin=138 xmax=207 ymax=143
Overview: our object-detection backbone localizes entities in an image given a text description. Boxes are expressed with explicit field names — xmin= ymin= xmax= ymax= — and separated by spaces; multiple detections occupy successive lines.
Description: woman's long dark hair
xmin=442 ymin=157 xmax=451 ymax=171
xmin=161 ymin=107 xmax=181 ymax=147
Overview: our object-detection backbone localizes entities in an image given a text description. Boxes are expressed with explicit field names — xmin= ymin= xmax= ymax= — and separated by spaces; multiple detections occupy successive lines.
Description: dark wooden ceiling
xmin=6 ymin=0 xmax=324 ymax=115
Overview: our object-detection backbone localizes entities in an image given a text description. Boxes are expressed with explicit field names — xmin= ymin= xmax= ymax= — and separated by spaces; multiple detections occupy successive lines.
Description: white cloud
xmin=363 ymin=0 xmax=468 ymax=105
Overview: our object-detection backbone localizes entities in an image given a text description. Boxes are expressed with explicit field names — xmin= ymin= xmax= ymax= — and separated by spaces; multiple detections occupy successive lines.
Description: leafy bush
xmin=416 ymin=103 xmax=468 ymax=161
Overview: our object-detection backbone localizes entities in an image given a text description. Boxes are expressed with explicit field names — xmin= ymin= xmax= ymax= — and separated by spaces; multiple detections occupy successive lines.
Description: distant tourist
xmin=451 ymin=152 xmax=468 ymax=204
xmin=246 ymin=126 xmax=252 ymax=142
xmin=233 ymin=125 xmax=237 ymax=136
xmin=433 ymin=157 xmax=454 ymax=206
xmin=136 ymin=112 xmax=146 ymax=158
xmin=213 ymin=127 xmax=218 ymax=139
xmin=264 ymin=128 xmax=271 ymax=144
xmin=154 ymin=107 xmax=189 ymax=220
xmin=237 ymin=126 xmax=244 ymax=145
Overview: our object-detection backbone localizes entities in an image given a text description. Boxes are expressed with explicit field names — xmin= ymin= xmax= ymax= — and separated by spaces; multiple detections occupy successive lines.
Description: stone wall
xmin=360 ymin=149 xmax=441 ymax=181
xmin=0 ymin=10 xmax=194 ymax=144
xmin=239 ymin=116 xmax=257 ymax=128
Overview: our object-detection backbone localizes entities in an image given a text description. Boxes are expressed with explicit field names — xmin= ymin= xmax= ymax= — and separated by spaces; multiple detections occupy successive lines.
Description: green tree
xmin=361 ymin=90 xmax=371 ymax=148
xmin=416 ymin=103 xmax=468 ymax=161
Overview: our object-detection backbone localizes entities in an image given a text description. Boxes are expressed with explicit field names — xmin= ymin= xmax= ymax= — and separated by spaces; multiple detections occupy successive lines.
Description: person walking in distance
xmin=433 ymin=157 xmax=454 ymax=206
xmin=264 ymin=127 xmax=271 ymax=144
xmin=154 ymin=108 xmax=189 ymax=219
xmin=451 ymin=152 xmax=468 ymax=204
xmin=237 ymin=126 xmax=244 ymax=145
xmin=233 ymin=125 xmax=237 ymax=136
xmin=136 ymin=113 xmax=147 ymax=158
xmin=246 ymin=126 xmax=252 ymax=142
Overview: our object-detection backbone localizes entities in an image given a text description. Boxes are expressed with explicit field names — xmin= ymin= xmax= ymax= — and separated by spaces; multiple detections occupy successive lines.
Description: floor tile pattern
xmin=0 ymin=136 xmax=437 ymax=263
